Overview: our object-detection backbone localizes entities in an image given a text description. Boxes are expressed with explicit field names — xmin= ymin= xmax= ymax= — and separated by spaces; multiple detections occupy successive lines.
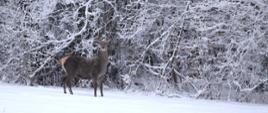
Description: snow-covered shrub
xmin=0 ymin=0 xmax=268 ymax=104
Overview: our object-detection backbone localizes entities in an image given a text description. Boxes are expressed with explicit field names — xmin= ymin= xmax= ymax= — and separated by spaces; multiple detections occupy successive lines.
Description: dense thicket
xmin=0 ymin=0 xmax=268 ymax=104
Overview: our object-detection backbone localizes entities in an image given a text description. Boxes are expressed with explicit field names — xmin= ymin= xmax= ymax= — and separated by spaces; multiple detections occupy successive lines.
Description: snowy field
xmin=0 ymin=83 xmax=267 ymax=113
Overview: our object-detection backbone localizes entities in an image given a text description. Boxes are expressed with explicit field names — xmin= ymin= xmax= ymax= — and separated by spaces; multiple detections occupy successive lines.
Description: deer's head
xmin=94 ymin=38 xmax=111 ymax=52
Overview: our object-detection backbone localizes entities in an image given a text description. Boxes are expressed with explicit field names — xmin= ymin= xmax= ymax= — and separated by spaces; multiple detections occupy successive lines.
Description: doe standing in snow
xmin=58 ymin=38 xmax=110 ymax=97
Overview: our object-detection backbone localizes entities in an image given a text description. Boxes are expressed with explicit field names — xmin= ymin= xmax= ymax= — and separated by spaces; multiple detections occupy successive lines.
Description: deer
xmin=58 ymin=38 xmax=110 ymax=97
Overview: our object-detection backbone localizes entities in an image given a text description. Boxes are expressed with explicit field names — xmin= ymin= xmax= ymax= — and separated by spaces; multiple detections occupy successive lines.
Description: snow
xmin=0 ymin=84 xmax=267 ymax=113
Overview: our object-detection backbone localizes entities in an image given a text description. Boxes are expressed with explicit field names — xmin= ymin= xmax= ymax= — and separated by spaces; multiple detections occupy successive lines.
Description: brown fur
xmin=59 ymin=38 xmax=110 ymax=97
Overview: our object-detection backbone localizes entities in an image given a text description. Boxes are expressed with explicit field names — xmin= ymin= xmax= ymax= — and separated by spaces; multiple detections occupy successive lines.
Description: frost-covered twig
xmin=27 ymin=1 xmax=92 ymax=83
xmin=28 ymin=56 xmax=53 ymax=79
xmin=161 ymin=1 xmax=191 ymax=77
xmin=240 ymin=79 xmax=268 ymax=92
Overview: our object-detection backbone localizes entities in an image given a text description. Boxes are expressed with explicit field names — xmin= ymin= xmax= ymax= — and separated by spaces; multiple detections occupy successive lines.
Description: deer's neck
xmin=95 ymin=50 xmax=108 ymax=67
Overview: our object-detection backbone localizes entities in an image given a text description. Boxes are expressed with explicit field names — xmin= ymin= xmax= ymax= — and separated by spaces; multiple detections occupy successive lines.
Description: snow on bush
xmin=0 ymin=0 xmax=268 ymax=104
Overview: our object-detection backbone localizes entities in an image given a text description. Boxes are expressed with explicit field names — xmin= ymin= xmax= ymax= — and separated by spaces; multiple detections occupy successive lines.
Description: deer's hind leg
xmin=63 ymin=75 xmax=74 ymax=95
xmin=67 ymin=79 xmax=73 ymax=95
xmin=62 ymin=76 xmax=67 ymax=94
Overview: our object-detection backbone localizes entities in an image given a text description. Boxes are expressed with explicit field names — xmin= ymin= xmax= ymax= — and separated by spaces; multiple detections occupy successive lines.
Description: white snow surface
xmin=0 ymin=83 xmax=267 ymax=113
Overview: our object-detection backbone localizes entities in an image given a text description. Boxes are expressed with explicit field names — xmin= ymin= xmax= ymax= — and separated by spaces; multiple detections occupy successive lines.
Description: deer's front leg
xmin=93 ymin=80 xmax=98 ymax=97
xmin=100 ymin=82 xmax=103 ymax=97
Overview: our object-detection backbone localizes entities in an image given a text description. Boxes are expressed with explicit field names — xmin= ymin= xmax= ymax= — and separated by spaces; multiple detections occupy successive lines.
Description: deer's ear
xmin=94 ymin=38 xmax=102 ymax=44
xmin=94 ymin=35 xmax=102 ymax=41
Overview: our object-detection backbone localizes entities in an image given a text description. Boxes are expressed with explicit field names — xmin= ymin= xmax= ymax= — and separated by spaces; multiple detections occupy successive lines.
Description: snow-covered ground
xmin=0 ymin=83 xmax=267 ymax=113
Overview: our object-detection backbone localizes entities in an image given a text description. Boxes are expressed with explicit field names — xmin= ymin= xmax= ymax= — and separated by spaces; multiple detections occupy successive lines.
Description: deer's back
xmin=64 ymin=55 xmax=94 ymax=79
